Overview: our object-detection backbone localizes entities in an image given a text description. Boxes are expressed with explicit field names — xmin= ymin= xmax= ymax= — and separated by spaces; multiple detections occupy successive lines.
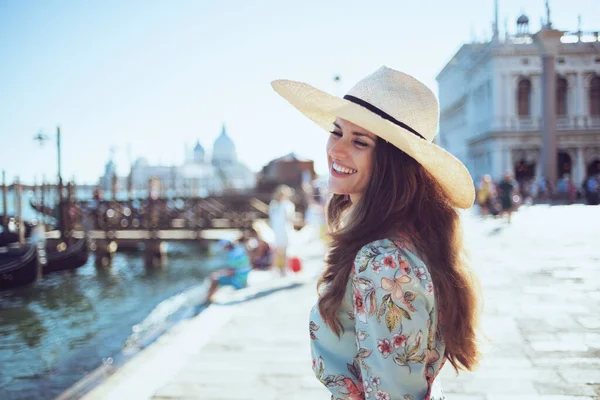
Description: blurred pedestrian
xmin=272 ymin=66 xmax=481 ymax=399
xmin=586 ymin=175 xmax=599 ymax=205
xmin=242 ymin=228 xmax=273 ymax=270
xmin=207 ymin=239 xmax=252 ymax=302
xmin=567 ymin=175 xmax=577 ymax=204
xmin=476 ymin=174 xmax=494 ymax=216
xmin=268 ymin=184 xmax=295 ymax=276
xmin=498 ymin=172 xmax=515 ymax=223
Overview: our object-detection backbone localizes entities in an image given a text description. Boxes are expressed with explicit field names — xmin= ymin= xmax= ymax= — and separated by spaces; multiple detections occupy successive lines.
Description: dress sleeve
xmin=351 ymin=239 xmax=439 ymax=400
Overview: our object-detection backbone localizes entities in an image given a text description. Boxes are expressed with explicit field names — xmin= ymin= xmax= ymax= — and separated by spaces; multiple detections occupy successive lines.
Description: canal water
xmin=0 ymin=190 xmax=225 ymax=399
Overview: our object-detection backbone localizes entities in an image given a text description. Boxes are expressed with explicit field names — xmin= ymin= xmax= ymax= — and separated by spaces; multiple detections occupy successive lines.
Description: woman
xmin=268 ymin=184 xmax=296 ymax=275
xmin=476 ymin=175 xmax=494 ymax=216
xmin=272 ymin=67 xmax=480 ymax=399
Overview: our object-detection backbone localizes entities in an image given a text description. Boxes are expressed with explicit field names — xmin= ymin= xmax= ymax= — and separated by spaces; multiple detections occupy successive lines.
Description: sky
xmin=1 ymin=0 xmax=598 ymax=185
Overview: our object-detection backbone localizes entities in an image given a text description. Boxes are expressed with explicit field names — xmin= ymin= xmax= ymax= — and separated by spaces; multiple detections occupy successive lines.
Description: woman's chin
xmin=328 ymin=186 xmax=349 ymax=196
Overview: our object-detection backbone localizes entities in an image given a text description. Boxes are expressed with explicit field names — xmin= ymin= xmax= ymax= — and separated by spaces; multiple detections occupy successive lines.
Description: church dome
xmin=212 ymin=124 xmax=237 ymax=165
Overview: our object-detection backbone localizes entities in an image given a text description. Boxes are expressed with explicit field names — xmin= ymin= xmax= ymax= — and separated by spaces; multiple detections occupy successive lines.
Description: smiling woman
xmin=272 ymin=66 xmax=481 ymax=400
xmin=327 ymin=119 xmax=377 ymax=204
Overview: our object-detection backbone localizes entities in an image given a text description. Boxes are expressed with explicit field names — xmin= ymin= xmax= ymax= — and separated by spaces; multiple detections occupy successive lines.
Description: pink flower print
xmin=377 ymin=339 xmax=393 ymax=358
xmin=343 ymin=378 xmax=365 ymax=400
xmin=354 ymin=288 xmax=367 ymax=323
xmin=425 ymin=348 xmax=440 ymax=366
xmin=382 ymin=255 xmax=396 ymax=269
xmin=424 ymin=349 xmax=441 ymax=378
xmin=415 ymin=266 xmax=427 ymax=280
xmin=363 ymin=380 xmax=373 ymax=398
xmin=425 ymin=281 xmax=434 ymax=294
xmin=369 ymin=376 xmax=381 ymax=386
xmin=372 ymin=263 xmax=382 ymax=274
xmin=392 ymin=334 xmax=407 ymax=348
xmin=398 ymin=258 xmax=410 ymax=274
xmin=375 ymin=390 xmax=391 ymax=400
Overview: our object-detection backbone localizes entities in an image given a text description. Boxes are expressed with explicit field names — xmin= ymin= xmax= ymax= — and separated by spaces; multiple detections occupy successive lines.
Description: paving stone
xmin=529 ymin=340 xmax=590 ymax=353
xmin=533 ymin=380 xmax=598 ymax=397
xmin=558 ymin=369 xmax=600 ymax=385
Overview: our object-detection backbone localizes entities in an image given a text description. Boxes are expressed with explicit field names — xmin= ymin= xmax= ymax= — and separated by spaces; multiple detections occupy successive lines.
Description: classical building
xmin=437 ymin=5 xmax=600 ymax=187
xmin=100 ymin=125 xmax=256 ymax=197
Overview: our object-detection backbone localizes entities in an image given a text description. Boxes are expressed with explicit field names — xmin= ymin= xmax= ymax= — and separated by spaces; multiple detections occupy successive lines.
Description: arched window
xmin=556 ymin=77 xmax=568 ymax=116
xmin=517 ymin=78 xmax=531 ymax=116
xmin=590 ymin=76 xmax=600 ymax=116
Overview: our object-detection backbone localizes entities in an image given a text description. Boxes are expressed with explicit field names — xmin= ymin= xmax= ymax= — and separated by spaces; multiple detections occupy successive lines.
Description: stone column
xmin=534 ymin=28 xmax=563 ymax=188
xmin=493 ymin=74 xmax=503 ymax=130
xmin=503 ymin=74 xmax=509 ymax=129
xmin=575 ymin=72 xmax=585 ymax=127
xmin=567 ymin=74 xmax=576 ymax=122
xmin=531 ymin=75 xmax=538 ymax=120
xmin=510 ymin=75 xmax=519 ymax=127
xmin=492 ymin=147 xmax=503 ymax=179
xmin=582 ymin=73 xmax=590 ymax=124
xmin=505 ymin=147 xmax=513 ymax=175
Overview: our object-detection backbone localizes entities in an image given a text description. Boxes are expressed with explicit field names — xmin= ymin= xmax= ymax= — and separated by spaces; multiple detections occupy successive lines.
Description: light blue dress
xmin=309 ymin=238 xmax=446 ymax=400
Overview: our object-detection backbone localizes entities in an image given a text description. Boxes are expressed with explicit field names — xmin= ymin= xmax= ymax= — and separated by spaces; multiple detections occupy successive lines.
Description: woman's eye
xmin=330 ymin=131 xmax=342 ymax=137
xmin=354 ymin=141 xmax=368 ymax=148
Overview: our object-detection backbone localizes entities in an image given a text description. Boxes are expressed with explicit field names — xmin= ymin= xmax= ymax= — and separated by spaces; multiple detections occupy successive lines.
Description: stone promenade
xmin=80 ymin=205 xmax=600 ymax=400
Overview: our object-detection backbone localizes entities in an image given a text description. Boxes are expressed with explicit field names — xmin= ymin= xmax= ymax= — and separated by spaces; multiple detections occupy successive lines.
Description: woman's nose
xmin=328 ymin=139 xmax=348 ymax=159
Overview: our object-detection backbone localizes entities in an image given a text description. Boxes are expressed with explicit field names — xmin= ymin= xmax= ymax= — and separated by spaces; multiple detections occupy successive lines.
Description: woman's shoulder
xmin=354 ymin=236 xmax=421 ymax=263
xmin=352 ymin=237 xmax=435 ymax=310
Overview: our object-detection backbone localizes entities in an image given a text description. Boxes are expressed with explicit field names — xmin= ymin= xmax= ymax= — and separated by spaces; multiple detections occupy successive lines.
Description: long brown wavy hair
xmin=317 ymin=137 xmax=481 ymax=372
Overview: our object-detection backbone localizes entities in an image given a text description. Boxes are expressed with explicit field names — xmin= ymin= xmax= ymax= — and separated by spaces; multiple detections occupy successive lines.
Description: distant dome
xmin=193 ymin=140 xmax=205 ymax=163
xmin=212 ymin=124 xmax=237 ymax=165
xmin=517 ymin=14 xmax=529 ymax=25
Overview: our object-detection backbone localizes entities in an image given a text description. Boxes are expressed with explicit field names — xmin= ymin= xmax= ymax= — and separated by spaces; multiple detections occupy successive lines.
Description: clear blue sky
xmin=1 ymin=0 xmax=597 ymax=184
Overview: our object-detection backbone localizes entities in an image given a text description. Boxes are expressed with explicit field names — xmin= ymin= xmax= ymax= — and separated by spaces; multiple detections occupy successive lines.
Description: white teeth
xmin=332 ymin=163 xmax=357 ymax=174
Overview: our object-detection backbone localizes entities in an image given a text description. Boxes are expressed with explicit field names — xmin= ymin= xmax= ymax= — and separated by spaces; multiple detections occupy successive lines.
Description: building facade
xmin=100 ymin=125 xmax=256 ymax=197
xmin=437 ymin=12 xmax=600 ymax=188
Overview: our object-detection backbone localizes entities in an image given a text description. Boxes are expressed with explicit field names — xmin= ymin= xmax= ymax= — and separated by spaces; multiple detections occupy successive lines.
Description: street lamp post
xmin=34 ymin=126 xmax=65 ymax=237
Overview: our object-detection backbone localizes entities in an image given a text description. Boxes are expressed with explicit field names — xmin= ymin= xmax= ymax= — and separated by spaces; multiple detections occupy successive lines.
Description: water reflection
xmin=0 ymin=243 xmax=213 ymax=399
xmin=0 ymin=304 xmax=46 ymax=349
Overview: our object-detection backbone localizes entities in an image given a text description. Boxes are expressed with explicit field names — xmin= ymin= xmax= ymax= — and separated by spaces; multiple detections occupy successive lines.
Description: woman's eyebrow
xmin=333 ymin=122 xmax=375 ymax=141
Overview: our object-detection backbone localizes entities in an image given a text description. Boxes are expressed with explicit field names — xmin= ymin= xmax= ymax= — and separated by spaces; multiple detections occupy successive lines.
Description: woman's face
xmin=326 ymin=118 xmax=377 ymax=203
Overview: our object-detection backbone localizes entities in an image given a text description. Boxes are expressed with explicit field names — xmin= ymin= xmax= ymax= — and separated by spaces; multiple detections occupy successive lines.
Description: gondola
xmin=43 ymin=235 xmax=89 ymax=274
xmin=0 ymin=240 xmax=41 ymax=290
xmin=29 ymin=200 xmax=56 ymax=219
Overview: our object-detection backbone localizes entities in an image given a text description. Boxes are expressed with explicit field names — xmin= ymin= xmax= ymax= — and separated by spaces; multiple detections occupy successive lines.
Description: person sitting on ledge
xmin=207 ymin=239 xmax=252 ymax=303
xmin=242 ymin=228 xmax=273 ymax=270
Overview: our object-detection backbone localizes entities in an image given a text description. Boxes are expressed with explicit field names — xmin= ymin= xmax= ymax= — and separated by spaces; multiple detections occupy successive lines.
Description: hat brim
xmin=271 ymin=79 xmax=475 ymax=209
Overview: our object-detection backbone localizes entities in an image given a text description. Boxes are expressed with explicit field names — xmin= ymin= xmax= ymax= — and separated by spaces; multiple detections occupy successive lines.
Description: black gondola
xmin=0 ymin=241 xmax=41 ymax=290
xmin=43 ymin=236 xmax=89 ymax=274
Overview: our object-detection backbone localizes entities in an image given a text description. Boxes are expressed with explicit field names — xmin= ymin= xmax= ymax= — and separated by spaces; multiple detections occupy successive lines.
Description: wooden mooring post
xmin=92 ymin=239 xmax=118 ymax=268
xmin=144 ymin=239 xmax=166 ymax=269
xmin=1 ymin=170 xmax=7 ymax=228
xmin=144 ymin=177 xmax=166 ymax=269
xmin=15 ymin=178 xmax=24 ymax=245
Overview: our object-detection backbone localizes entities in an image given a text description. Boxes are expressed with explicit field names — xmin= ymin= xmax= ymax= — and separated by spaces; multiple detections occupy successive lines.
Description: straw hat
xmin=271 ymin=66 xmax=475 ymax=209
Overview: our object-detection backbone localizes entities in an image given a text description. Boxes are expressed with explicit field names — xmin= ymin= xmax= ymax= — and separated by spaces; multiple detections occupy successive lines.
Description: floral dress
xmin=309 ymin=238 xmax=446 ymax=400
